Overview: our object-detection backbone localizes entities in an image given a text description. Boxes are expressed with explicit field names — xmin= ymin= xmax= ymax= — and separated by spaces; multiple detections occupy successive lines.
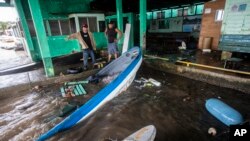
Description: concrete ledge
xmin=144 ymin=59 xmax=250 ymax=94
xmin=0 ymin=69 xmax=97 ymax=99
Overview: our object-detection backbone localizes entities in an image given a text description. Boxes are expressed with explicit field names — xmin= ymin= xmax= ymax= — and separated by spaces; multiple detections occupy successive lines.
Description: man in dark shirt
xmin=105 ymin=21 xmax=123 ymax=62
xmin=68 ymin=24 xmax=96 ymax=70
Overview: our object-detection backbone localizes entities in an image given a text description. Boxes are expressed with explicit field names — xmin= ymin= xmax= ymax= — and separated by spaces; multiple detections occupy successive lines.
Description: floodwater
xmin=0 ymin=66 xmax=250 ymax=141
xmin=0 ymin=48 xmax=32 ymax=70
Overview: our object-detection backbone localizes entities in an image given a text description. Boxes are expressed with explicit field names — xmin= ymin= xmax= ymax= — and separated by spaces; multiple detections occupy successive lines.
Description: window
xmin=88 ymin=17 xmax=97 ymax=32
xmin=172 ymin=9 xmax=178 ymax=17
xmin=79 ymin=17 xmax=87 ymax=27
xmin=163 ymin=9 xmax=171 ymax=18
xmin=49 ymin=20 xmax=61 ymax=36
xmin=215 ymin=9 xmax=224 ymax=21
xmin=188 ymin=6 xmax=196 ymax=15
xmin=60 ymin=20 xmax=70 ymax=35
xmin=172 ymin=8 xmax=183 ymax=17
xmin=177 ymin=8 xmax=183 ymax=16
xmin=147 ymin=12 xmax=153 ymax=20
xmin=79 ymin=17 xmax=97 ymax=32
xmin=196 ymin=4 xmax=204 ymax=14
xmin=70 ymin=18 xmax=76 ymax=33
xmin=153 ymin=11 xmax=161 ymax=19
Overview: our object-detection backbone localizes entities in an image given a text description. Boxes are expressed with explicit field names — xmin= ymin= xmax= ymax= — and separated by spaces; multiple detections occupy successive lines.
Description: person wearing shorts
xmin=105 ymin=21 xmax=123 ymax=62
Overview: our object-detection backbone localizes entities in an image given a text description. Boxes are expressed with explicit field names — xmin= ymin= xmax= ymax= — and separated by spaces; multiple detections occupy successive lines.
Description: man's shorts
xmin=108 ymin=42 xmax=118 ymax=55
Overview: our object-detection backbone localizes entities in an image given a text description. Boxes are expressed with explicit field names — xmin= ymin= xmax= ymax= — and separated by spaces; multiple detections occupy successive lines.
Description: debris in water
xmin=59 ymin=104 xmax=77 ymax=117
xmin=156 ymin=90 xmax=162 ymax=94
xmin=183 ymin=96 xmax=191 ymax=102
xmin=60 ymin=72 xmax=64 ymax=77
xmin=208 ymin=127 xmax=217 ymax=136
xmin=144 ymin=82 xmax=153 ymax=87
xmin=34 ymin=85 xmax=41 ymax=90
xmin=134 ymin=77 xmax=161 ymax=89
xmin=134 ymin=79 xmax=142 ymax=84
xmin=148 ymin=78 xmax=161 ymax=87
xmin=135 ymin=86 xmax=142 ymax=90
xmin=60 ymin=82 xmax=87 ymax=97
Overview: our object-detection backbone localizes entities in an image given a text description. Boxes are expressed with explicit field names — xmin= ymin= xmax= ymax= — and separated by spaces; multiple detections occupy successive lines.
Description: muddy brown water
xmin=0 ymin=66 xmax=250 ymax=141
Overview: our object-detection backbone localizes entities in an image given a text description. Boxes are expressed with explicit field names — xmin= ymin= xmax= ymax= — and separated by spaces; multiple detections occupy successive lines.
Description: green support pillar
xmin=140 ymin=0 xmax=147 ymax=52
xmin=28 ymin=0 xmax=54 ymax=77
xmin=128 ymin=13 xmax=134 ymax=48
xmin=116 ymin=0 xmax=123 ymax=32
xmin=14 ymin=0 xmax=37 ymax=62
xmin=116 ymin=0 xmax=123 ymax=52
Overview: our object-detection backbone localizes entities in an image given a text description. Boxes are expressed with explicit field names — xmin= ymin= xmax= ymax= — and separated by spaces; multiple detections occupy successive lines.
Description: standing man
xmin=105 ymin=21 xmax=123 ymax=62
xmin=67 ymin=24 xmax=96 ymax=70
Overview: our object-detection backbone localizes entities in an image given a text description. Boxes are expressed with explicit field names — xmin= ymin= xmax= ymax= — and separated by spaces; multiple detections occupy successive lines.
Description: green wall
xmin=32 ymin=33 xmax=107 ymax=60
xmin=93 ymin=32 xmax=108 ymax=50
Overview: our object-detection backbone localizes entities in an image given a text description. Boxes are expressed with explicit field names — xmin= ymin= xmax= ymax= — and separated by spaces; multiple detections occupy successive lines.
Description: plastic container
xmin=205 ymin=98 xmax=243 ymax=126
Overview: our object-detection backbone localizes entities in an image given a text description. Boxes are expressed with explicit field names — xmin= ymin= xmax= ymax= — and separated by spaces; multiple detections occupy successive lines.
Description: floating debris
xmin=33 ymin=85 xmax=41 ymax=90
xmin=135 ymin=86 xmax=142 ymax=90
xmin=208 ymin=127 xmax=217 ymax=136
xmin=60 ymin=81 xmax=87 ymax=97
xmin=183 ymin=96 xmax=191 ymax=102
xmin=59 ymin=104 xmax=77 ymax=117
xmin=60 ymin=72 xmax=65 ymax=77
xmin=134 ymin=77 xmax=161 ymax=89
xmin=148 ymin=78 xmax=161 ymax=87
xmin=156 ymin=90 xmax=162 ymax=94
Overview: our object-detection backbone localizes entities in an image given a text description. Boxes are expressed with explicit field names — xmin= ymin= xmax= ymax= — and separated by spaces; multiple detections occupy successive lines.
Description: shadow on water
xmin=0 ymin=66 xmax=250 ymax=141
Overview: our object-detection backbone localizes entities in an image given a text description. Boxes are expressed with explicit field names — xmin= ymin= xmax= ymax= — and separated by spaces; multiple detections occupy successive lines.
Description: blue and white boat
xmin=37 ymin=47 xmax=142 ymax=141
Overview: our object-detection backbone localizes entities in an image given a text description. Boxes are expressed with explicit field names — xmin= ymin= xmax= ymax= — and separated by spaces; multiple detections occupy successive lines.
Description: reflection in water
xmin=0 ymin=66 xmax=249 ymax=141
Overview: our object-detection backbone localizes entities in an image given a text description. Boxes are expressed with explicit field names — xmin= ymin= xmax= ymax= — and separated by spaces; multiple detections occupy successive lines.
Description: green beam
xmin=116 ymin=0 xmax=123 ymax=32
xmin=140 ymin=0 xmax=147 ymax=51
xmin=14 ymin=0 xmax=38 ymax=62
xmin=127 ymin=13 xmax=134 ymax=47
xmin=116 ymin=0 xmax=123 ymax=52
xmin=105 ymin=13 xmax=134 ymax=48
xmin=28 ymin=0 xmax=54 ymax=77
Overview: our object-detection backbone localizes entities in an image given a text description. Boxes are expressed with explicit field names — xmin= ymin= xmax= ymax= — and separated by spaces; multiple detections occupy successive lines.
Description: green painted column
xmin=28 ymin=0 xmax=54 ymax=77
xmin=140 ymin=0 xmax=147 ymax=52
xmin=14 ymin=0 xmax=37 ymax=62
xmin=116 ymin=0 xmax=123 ymax=52
xmin=128 ymin=13 xmax=134 ymax=48
xmin=116 ymin=0 xmax=123 ymax=32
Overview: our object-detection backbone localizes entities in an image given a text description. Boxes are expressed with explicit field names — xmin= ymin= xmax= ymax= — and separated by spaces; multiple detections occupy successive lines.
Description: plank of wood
xmin=122 ymin=24 xmax=131 ymax=54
